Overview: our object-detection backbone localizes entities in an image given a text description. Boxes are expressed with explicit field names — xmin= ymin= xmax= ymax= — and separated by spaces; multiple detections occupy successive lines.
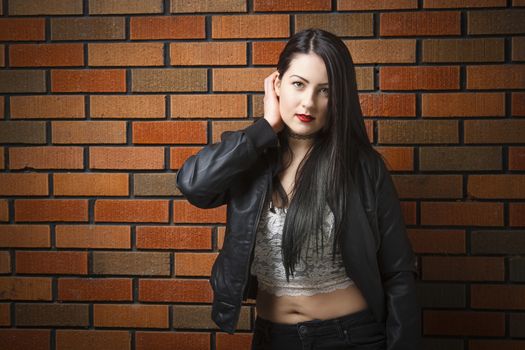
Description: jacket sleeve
xmin=176 ymin=117 xmax=279 ymax=209
xmin=374 ymin=156 xmax=422 ymax=350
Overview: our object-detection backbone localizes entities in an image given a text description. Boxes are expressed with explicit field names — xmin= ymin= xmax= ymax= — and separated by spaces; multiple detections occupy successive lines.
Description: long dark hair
xmin=274 ymin=28 xmax=383 ymax=281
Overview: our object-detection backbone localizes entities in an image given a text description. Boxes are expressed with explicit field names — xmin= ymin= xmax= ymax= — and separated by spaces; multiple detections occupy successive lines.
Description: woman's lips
xmin=296 ymin=114 xmax=314 ymax=122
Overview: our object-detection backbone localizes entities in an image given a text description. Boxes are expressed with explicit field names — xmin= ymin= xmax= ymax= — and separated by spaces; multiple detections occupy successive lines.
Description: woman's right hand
xmin=263 ymin=71 xmax=284 ymax=133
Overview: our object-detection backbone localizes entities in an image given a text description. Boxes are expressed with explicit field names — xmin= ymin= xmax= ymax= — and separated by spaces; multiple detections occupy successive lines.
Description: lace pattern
xmin=250 ymin=199 xmax=354 ymax=297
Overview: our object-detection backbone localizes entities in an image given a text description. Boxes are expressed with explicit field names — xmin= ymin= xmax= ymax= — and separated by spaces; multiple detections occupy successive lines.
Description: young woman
xmin=176 ymin=28 xmax=421 ymax=350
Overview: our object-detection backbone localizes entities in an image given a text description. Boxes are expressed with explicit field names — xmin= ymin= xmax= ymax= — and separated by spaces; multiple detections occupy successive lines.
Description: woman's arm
xmin=176 ymin=117 xmax=279 ymax=209
xmin=374 ymin=156 xmax=421 ymax=350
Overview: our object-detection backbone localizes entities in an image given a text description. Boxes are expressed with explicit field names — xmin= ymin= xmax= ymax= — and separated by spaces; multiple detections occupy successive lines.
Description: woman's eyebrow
xmin=290 ymin=74 xmax=329 ymax=86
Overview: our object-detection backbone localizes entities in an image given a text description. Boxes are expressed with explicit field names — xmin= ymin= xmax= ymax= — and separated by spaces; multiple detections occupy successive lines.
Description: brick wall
xmin=0 ymin=0 xmax=524 ymax=349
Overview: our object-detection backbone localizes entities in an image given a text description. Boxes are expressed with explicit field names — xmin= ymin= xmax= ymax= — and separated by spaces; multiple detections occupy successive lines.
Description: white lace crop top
xmin=250 ymin=199 xmax=354 ymax=297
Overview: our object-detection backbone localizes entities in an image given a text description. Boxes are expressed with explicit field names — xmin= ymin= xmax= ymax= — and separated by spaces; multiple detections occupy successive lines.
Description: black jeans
xmin=251 ymin=307 xmax=386 ymax=350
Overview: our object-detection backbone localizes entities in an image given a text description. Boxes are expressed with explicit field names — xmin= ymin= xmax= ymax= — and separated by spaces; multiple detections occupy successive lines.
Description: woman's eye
xmin=292 ymin=81 xmax=303 ymax=88
xmin=321 ymin=88 xmax=329 ymax=95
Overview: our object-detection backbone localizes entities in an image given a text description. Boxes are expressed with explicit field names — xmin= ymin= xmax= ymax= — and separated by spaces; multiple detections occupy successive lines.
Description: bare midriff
xmin=255 ymin=283 xmax=369 ymax=324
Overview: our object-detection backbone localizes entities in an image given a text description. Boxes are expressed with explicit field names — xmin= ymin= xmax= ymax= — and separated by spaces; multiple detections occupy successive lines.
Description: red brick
xmin=54 ymin=173 xmax=129 ymax=196
xmin=170 ymin=147 xmax=202 ymax=169
xmin=254 ymin=0 xmax=330 ymax=11
xmin=421 ymin=201 xmax=503 ymax=226
xmin=509 ymin=147 xmax=525 ymax=171
xmin=339 ymin=0 xmax=417 ymax=10
xmin=16 ymin=251 xmax=88 ymax=275
xmin=58 ymin=278 xmax=132 ymax=301
xmin=422 ymin=92 xmax=505 ymax=117
xmin=380 ymin=11 xmax=460 ymax=36
xmin=9 ymin=146 xmax=84 ymax=170
xmin=0 ymin=303 xmax=9 ymax=326
xmin=130 ymin=16 xmax=205 ymax=40
xmin=408 ymin=228 xmax=465 ymax=254
xmin=212 ymin=14 xmax=289 ymax=38
xmin=513 ymin=36 xmax=525 ymax=61
xmin=0 ymin=18 xmax=45 ymax=41
xmin=0 ymin=200 xmax=8 ymax=222
xmin=136 ymin=226 xmax=211 ymax=249
xmin=0 ymin=277 xmax=52 ymax=300
xmin=94 ymin=304 xmax=169 ymax=328
xmin=467 ymin=64 xmax=525 ymax=89
xmin=11 ymin=95 xmax=85 ymax=119
xmin=55 ymin=225 xmax=131 ymax=249
xmin=424 ymin=310 xmax=504 ymax=336
xmin=0 ymin=173 xmax=48 ymax=196
xmin=401 ymin=201 xmax=417 ymax=225
xmin=0 ymin=329 xmax=50 ymax=350
xmin=170 ymin=42 xmax=246 ymax=66
xmin=0 ymin=96 xmax=4 ymax=117
xmin=139 ymin=279 xmax=212 ymax=303
xmin=90 ymin=147 xmax=165 ymax=170
xmin=0 ymin=147 xmax=3 ymax=169
xmin=15 ymin=199 xmax=88 ymax=222
xmin=471 ymin=284 xmax=525 ymax=310
xmin=173 ymin=200 xmax=226 ymax=223
xmin=422 ymin=256 xmax=504 ymax=281
xmin=88 ymin=43 xmax=164 ymax=66
xmin=171 ymin=94 xmax=247 ymax=119
xmin=424 ymin=0 xmax=506 ymax=8
xmin=375 ymin=147 xmax=414 ymax=171
xmin=175 ymin=252 xmax=217 ymax=276
xmin=359 ymin=93 xmax=416 ymax=117
xmin=51 ymin=69 xmax=126 ymax=92
xmin=56 ymin=330 xmax=131 ymax=350
xmin=346 ymin=39 xmax=416 ymax=64
xmin=95 ymin=200 xmax=169 ymax=223
xmin=469 ymin=340 xmax=525 ymax=350
xmin=212 ymin=120 xmax=254 ymax=143
xmin=0 ymin=251 xmax=10 ymax=273
xmin=380 ymin=66 xmax=460 ymax=90
xmin=468 ymin=175 xmax=525 ymax=199
xmin=136 ymin=332 xmax=210 ymax=350
xmin=512 ymin=92 xmax=525 ymax=116
xmin=0 ymin=225 xmax=49 ymax=248
xmin=0 ymin=46 xmax=4 ymax=67
xmin=132 ymin=121 xmax=207 ymax=144
xmin=217 ymin=226 xmax=226 ymax=250
xmin=510 ymin=203 xmax=525 ymax=227
xmin=252 ymin=41 xmax=286 ymax=65
xmin=10 ymin=44 xmax=83 ymax=67
xmin=216 ymin=333 xmax=253 ymax=350
xmin=91 ymin=95 xmax=165 ymax=119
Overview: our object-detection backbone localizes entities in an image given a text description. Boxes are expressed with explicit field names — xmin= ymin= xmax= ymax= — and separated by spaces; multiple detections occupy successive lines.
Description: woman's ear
xmin=274 ymin=74 xmax=281 ymax=97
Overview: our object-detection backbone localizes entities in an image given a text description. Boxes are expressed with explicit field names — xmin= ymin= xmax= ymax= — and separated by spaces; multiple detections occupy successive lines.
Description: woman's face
xmin=274 ymin=52 xmax=330 ymax=137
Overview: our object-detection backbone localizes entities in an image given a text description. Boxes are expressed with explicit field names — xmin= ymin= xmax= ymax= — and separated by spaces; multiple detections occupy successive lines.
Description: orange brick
xmin=130 ymin=16 xmax=205 ymax=40
xmin=512 ymin=92 xmax=525 ymax=116
xmin=132 ymin=121 xmax=207 ymax=144
xmin=212 ymin=120 xmax=254 ymax=143
xmin=0 ymin=96 xmax=4 ymax=117
xmin=136 ymin=332 xmax=210 ymax=350
xmin=139 ymin=279 xmax=212 ymax=303
xmin=468 ymin=175 xmax=525 ymax=199
xmin=346 ymin=39 xmax=416 ymax=64
xmin=0 ymin=330 xmax=50 ymax=350
xmin=54 ymin=173 xmax=129 ymax=196
xmin=90 ymin=95 xmax=165 ymax=119
xmin=170 ymin=147 xmax=202 ymax=169
xmin=339 ymin=0 xmax=417 ymax=10
xmin=175 ymin=252 xmax=217 ymax=276
xmin=14 ymin=199 xmax=88 ymax=222
xmin=0 ymin=225 xmax=50 ymax=248
xmin=359 ymin=93 xmax=416 ymax=117
xmin=136 ymin=226 xmax=211 ymax=249
xmin=421 ymin=201 xmax=503 ymax=226
xmin=0 ymin=173 xmax=48 ymax=196
xmin=16 ymin=251 xmax=88 ymax=275
xmin=94 ymin=304 xmax=169 ymax=328
xmin=173 ymin=200 xmax=226 ymax=223
xmin=380 ymin=11 xmax=460 ymax=36
xmin=58 ymin=278 xmax=132 ymax=301
xmin=254 ymin=0 xmax=330 ymax=11
xmin=88 ymin=43 xmax=164 ymax=66
xmin=9 ymin=146 xmax=84 ymax=170
xmin=55 ymin=225 xmax=131 ymax=249
xmin=52 ymin=121 xmax=126 ymax=144
xmin=11 ymin=95 xmax=85 ymax=119
xmin=252 ymin=41 xmax=286 ymax=65
xmin=56 ymin=330 xmax=131 ymax=350
xmin=424 ymin=0 xmax=506 ymax=8
xmin=170 ymin=94 xmax=246 ymax=118
xmin=0 ymin=303 xmax=9 ymax=326
xmin=90 ymin=147 xmax=165 ymax=170
xmin=422 ymin=93 xmax=505 ymax=117
xmin=0 ymin=251 xmax=10 ymax=273
xmin=212 ymin=14 xmax=289 ymax=38
xmin=51 ymin=69 xmax=126 ymax=92
xmin=94 ymin=200 xmax=169 ymax=223
xmin=90 ymin=0 xmax=163 ymax=14
xmin=213 ymin=67 xmax=273 ymax=92
xmin=0 ymin=18 xmax=45 ymax=41
xmin=510 ymin=203 xmax=525 ymax=227
xmin=509 ymin=147 xmax=525 ymax=171
xmin=375 ymin=147 xmax=414 ymax=171
xmin=10 ymin=43 xmax=83 ymax=67
xmin=170 ymin=42 xmax=246 ymax=65
xmin=216 ymin=333 xmax=253 ymax=350
xmin=0 ymin=277 xmax=52 ymax=300
xmin=0 ymin=147 xmax=3 ymax=169
xmin=464 ymin=120 xmax=525 ymax=144
xmin=467 ymin=64 xmax=525 ymax=89
xmin=408 ymin=228 xmax=465 ymax=254
xmin=424 ymin=310 xmax=505 ymax=336
xmin=380 ymin=66 xmax=460 ymax=90
xmin=0 ymin=200 xmax=7 ymax=222
xmin=295 ymin=13 xmax=373 ymax=37
xmin=422 ymin=256 xmax=504 ymax=281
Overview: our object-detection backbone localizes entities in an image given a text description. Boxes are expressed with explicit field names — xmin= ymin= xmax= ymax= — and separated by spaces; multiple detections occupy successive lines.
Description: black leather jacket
xmin=176 ymin=117 xmax=421 ymax=350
